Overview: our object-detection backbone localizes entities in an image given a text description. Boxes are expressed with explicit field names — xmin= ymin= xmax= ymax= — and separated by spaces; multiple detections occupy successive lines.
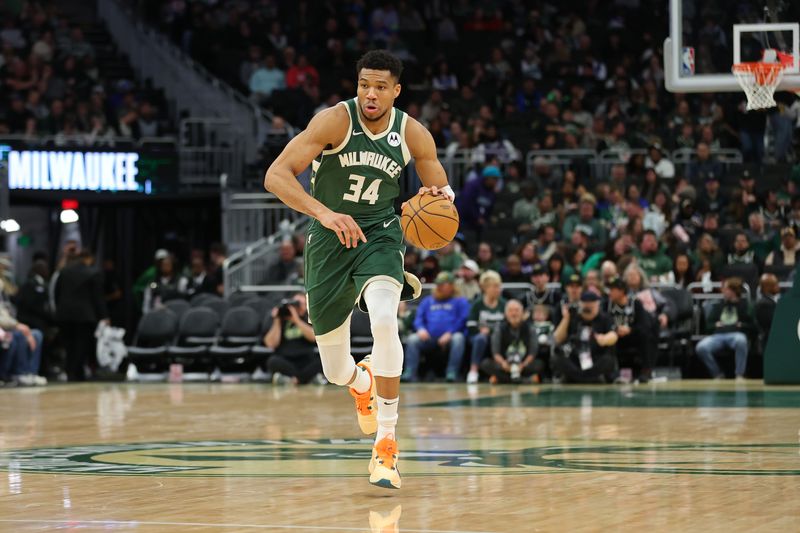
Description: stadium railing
xmin=97 ymin=0 xmax=292 ymax=161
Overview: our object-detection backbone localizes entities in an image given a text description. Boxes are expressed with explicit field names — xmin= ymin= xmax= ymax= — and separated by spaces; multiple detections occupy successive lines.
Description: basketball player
xmin=264 ymin=50 xmax=453 ymax=489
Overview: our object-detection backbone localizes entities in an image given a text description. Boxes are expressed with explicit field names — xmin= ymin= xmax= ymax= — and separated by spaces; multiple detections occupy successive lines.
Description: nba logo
xmin=681 ymin=47 xmax=695 ymax=76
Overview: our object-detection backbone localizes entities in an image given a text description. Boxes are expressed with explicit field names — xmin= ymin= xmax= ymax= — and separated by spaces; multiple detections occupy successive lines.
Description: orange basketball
xmin=401 ymin=193 xmax=459 ymax=250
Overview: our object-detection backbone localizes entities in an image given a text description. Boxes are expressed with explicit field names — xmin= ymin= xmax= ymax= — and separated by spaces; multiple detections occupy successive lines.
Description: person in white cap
xmin=455 ymin=259 xmax=481 ymax=301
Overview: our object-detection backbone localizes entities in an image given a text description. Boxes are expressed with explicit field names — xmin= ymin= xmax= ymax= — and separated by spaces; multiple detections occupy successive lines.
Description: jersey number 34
xmin=342 ymin=174 xmax=380 ymax=205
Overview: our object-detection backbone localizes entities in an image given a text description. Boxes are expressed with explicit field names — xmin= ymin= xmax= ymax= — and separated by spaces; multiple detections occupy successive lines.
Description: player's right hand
xmin=319 ymin=211 xmax=367 ymax=248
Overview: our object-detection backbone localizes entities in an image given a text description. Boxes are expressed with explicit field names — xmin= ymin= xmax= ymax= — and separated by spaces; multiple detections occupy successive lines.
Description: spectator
xmin=755 ymin=272 xmax=780 ymax=337
xmin=512 ymin=182 xmax=540 ymax=234
xmin=562 ymin=193 xmax=608 ymax=250
xmin=142 ymin=253 xmax=182 ymax=312
xmin=475 ymin=242 xmax=502 ymax=273
xmin=746 ymin=212 xmax=775 ymax=262
xmin=645 ymin=143 xmax=675 ymax=179
xmin=264 ymin=292 xmax=324 ymax=385
xmin=623 ymin=263 xmax=671 ymax=333
xmin=693 ymin=233 xmax=724 ymax=279
xmin=133 ymin=249 xmax=168 ymax=308
xmin=695 ymin=277 xmax=753 ymax=380
xmin=205 ymin=243 xmax=227 ymax=296
xmin=696 ymin=174 xmax=725 ymax=216
xmin=437 ymin=241 xmax=466 ymax=273
xmin=634 ymin=230 xmax=672 ymax=281
xmin=527 ymin=264 xmax=561 ymax=317
xmin=465 ymin=270 xmax=506 ymax=384
xmin=500 ymin=254 xmax=527 ymax=284
xmin=15 ymin=260 xmax=53 ymax=335
xmin=606 ymin=276 xmax=653 ymax=382
xmin=249 ymin=55 xmax=286 ymax=103
xmin=183 ymin=255 xmax=212 ymax=298
xmin=55 ymin=249 xmax=108 ymax=382
xmin=266 ymin=240 xmax=302 ymax=284
xmin=665 ymin=252 xmax=694 ymax=288
xmin=0 ymin=282 xmax=46 ymax=386
xmin=727 ymin=232 xmax=757 ymax=267
xmin=471 ymin=122 xmax=521 ymax=164
xmin=402 ymin=272 xmax=469 ymax=382
xmin=418 ymin=255 xmax=440 ymax=283
xmin=686 ymin=142 xmax=724 ymax=185
xmin=240 ymin=45 xmax=263 ymax=88
xmin=455 ymin=259 xmax=481 ymax=301
xmin=285 ymin=54 xmax=319 ymax=89
xmin=552 ymin=291 xmax=618 ymax=383
xmin=480 ymin=300 xmax=542 ymax=384
xmin=765 ymin=227 xmax=800 ymax=268
xmin=455 ymin=165 xmax=499 ymax=233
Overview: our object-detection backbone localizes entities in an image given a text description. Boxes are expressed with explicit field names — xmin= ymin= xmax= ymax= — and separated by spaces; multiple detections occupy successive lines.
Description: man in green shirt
xmin=562 ymin=193 xmax=607 ymax=250
xmin=634 ymin=230 xmax=672 ymax=281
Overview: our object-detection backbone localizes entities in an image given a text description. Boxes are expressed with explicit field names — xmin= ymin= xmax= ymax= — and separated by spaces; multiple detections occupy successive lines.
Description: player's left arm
xmin=405 ymin=117 xmax=454 ymax=202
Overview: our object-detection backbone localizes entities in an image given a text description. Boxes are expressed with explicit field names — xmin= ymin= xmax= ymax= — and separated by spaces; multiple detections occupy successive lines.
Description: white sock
xmin=351 ymin=364 xmax=371 ymax=394
xmin=375 ymin=394 xmax=399 ymax=443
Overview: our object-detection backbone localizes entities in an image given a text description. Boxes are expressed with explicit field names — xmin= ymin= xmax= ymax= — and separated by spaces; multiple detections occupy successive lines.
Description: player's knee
xmin=320 ymin=357 xmax=354 ymax=386
xmin=370 ymin=307 xmax=398 ymax=339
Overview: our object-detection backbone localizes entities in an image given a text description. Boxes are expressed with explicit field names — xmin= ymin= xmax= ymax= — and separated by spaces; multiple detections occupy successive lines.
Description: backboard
xmin=665 ymin=0 xmax=800 ymax=93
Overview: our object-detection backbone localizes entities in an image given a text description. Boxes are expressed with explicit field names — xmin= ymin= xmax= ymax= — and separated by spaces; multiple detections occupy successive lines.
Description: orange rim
xmin=732 ymin=62 xmax=785 ymax=85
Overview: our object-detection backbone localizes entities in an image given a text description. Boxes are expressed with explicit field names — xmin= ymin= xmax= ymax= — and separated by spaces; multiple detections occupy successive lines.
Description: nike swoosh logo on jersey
xmin=352 ymin=130 xmax=364 ymax=136
xmin=383 ymin=219 xmax=396 ymax=228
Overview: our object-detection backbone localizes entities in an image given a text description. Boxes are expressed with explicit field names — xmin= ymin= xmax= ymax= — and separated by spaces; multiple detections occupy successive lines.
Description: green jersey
xmin=310 ymin=98 xmax=412 ymax=226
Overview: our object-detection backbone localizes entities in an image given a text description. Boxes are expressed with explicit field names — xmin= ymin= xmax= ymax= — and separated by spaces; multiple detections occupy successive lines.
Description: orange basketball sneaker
xmin=368 ymin=435 xmax=401 ymax=489
xmin=349 ymin=355 xmax=377 ymax=435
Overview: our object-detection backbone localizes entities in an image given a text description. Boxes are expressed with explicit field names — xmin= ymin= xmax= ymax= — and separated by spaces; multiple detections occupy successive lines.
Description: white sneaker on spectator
xmin=311 ymin=373 xmax=328 ymax=385
xmin=272 ymin=372 xmax=294 ymax=385
xmin=16 ymin=374 xmax=35 ymax=386
xmin=735 ymin=375 xmax=746 ymax=383
xmin=32 ymin=375 xmax=47 ymax=386
xmin=466 ymin=370 xmax=479 ymax=384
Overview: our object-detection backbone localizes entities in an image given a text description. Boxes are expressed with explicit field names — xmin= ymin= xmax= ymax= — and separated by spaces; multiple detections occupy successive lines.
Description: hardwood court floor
xmin=0 ymin=381 xmax=799 ymax=532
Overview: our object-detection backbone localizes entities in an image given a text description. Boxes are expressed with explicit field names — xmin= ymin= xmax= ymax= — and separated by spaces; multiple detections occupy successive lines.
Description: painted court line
xmin=0 ymin=519 xmax=497 ymax=533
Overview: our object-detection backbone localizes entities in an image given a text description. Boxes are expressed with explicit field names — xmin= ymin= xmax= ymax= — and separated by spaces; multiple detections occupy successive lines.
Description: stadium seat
xmin=163 ymin=299 xmax=190 ymax=320
xmin=126 ymin=308 xmax=179 ymax=372
xmin=167 ymin=307 xmax=220 ymax=362
xmin=244 ymin=297 xmax=271 ymax=320
xmin=190 ymin=292 xmax=216 ymax=307
xmin=660 ymin=287 xmax=694 ymax=365
xmin=228 ymin=292 xmax=253 ymax=308
xmin=210 ymin=307 xmax=263 ymax=371
xmin=203 ymin=298 xmax=230 ymax=319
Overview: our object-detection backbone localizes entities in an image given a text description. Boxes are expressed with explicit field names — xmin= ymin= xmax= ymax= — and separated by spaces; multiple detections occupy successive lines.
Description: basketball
xmin=401 ymin=193 xmax=459 ymax=250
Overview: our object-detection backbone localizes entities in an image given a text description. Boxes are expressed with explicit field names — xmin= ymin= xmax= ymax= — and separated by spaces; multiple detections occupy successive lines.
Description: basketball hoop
xmin=733 ymin=51 xmax=794 ymax=110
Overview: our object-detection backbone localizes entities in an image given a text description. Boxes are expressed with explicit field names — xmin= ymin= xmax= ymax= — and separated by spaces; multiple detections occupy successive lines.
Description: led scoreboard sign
xmin=9 ymin=150 xmax=140 ymax=192
xmin=1 ymin=146 xmax=178 ymax=195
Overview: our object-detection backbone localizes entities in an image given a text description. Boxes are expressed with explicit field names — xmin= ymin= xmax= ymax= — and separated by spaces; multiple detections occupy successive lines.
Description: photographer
xmin=480 ymin=299 xmax=542 ymax=384
xmin=552 ymin=291 xmax=618 ymax=383
xmin=264 ymin=292 xmax=323 ymax=385
xmin=606 ymin=277 xmax=653 ymax=383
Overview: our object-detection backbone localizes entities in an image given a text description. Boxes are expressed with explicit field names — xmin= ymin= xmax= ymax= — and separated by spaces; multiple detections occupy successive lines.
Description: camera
xmin=508 ymin=350 xmax=522 ymax=383
xmin=277 ymin=298 xmax=301 ymax=319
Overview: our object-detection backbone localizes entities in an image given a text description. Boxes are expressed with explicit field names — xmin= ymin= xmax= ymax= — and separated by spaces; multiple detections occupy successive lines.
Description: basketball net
xmin=732 ymin=49 xmax=794 ymax=110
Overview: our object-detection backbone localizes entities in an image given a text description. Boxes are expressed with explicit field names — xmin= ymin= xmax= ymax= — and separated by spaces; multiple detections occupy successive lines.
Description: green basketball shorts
xmin=304 ymin=215 xmax=406 ymax=335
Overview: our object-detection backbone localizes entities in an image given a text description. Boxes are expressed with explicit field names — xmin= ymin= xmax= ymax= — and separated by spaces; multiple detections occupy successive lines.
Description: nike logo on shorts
xmin=383 ymin=219 xmax=396 ymax=228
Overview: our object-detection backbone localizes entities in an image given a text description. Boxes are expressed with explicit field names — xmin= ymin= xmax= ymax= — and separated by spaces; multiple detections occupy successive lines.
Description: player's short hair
xmin=356 ymin=50 xmax=403 ymax=82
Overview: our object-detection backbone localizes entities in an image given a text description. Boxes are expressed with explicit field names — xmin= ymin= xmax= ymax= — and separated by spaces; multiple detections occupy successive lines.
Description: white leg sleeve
xmin=363 ymin=280 xmax=403 ymax=378
xmin=315 ymin=314 xmax=357 ymax=386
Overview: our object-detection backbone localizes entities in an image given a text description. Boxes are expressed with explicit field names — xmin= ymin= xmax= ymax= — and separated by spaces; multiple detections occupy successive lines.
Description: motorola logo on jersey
xmin=387 ymin=131 xmax=401 ymax=147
